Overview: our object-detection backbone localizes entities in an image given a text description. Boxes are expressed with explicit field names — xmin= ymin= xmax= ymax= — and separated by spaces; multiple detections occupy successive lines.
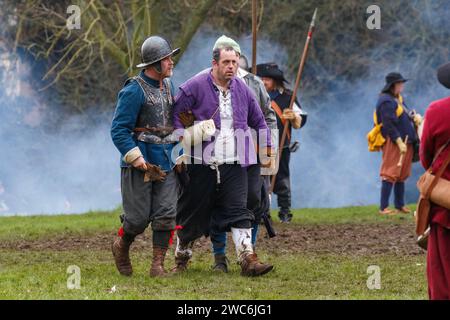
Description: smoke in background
xmin=290 ymin=74 xmax=448 ymax=208
xmin=0 ymin=18 xmax=449 ymax=215
xmin=173 ymin=27 xmax=448 ymax=209
xmin=0 ymin=53 xmax=120 ymax=215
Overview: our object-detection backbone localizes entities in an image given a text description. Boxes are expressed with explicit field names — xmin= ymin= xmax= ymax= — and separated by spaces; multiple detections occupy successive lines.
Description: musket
xmin=269 ymin=8 xmax=318 ymax=194
xmin=251 ymin=0 xmax=257 ymax=74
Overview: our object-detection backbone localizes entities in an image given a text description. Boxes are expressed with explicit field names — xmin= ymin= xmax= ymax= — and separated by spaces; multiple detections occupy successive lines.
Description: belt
xmin=134 ymin=126 xmax=174 ymax=134
xmin=209 ymin=161 xmax=240 ymax=184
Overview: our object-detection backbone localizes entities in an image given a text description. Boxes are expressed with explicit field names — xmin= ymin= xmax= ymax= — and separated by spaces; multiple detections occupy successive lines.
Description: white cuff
xmin=123 ymin=147 xmax=143 ymax=164
xmin=418 ymin=119 xmax=425 ymax=140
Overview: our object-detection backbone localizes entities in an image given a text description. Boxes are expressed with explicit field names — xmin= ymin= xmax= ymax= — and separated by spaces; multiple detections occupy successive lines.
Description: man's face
xmin=393 ymin=82 xmax=405 ymax=95
xmin=159 ymin=56 xmax=174 ymax=78
xmin=261 ymin=77 xmax=276 ymax=92
xmin=212 ymin=49 xmax=239 ymax=82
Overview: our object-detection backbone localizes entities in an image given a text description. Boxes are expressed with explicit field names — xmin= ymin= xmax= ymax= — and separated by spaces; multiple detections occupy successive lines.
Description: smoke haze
xmin=1 ymin=14 xmax=449 ymax=215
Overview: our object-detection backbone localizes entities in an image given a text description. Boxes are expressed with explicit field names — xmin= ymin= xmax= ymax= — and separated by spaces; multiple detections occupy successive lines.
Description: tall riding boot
xmin=112 ymin=235 xmax=133 ymax=276
xmin=212 ymin=253 xmax=229 ymax=273
xmin=172 ymin=254 xmax=191 ymax=273
xmin=150 ymin=246 xmax=168 ymax=277
xmin=279 ymin=207 xmax=292 ymax=223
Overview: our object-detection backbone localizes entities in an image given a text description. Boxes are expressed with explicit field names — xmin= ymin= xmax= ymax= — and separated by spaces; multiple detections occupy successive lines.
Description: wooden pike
xmin=251 ymin=0 xmax=258 ymax=74
xmin=270 ymin=8 xmax=318 ymax=193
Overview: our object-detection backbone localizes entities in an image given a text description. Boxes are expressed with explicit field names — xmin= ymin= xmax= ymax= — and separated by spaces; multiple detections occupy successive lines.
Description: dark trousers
xmin=120 ymin=167 xmax=178 ymax=237
xmin=273 ymin=147 xmax=291 ymax=210
xmin=427 ymin=223 xmax=450 ymax=300
xmin=177 ymin=164 xmax=253 ymax=245
xmin=211 ymin=165 xmax=270 ymax=254
xmin=247 ymin=164 xmax=265 ymax=223
xmin=380 ymin=180 xmax=406 ymax=210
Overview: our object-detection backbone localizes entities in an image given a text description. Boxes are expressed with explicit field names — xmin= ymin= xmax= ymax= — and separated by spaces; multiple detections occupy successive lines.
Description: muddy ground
xmin=3 ymin=222 xmax=425 ymax=256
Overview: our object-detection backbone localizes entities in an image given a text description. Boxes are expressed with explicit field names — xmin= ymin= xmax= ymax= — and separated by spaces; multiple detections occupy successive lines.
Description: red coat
xmin=420 ymin=96 xmax=450 ymax=228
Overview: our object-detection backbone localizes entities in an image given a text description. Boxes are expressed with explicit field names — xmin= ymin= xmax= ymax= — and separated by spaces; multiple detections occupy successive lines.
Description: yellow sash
xmin=367 ymin=95 xmax=404 ymax=152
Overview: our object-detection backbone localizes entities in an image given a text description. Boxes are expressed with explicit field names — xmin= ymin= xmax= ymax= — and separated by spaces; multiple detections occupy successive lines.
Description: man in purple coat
xmin=171 ymin=36 xmax=274 ymax=277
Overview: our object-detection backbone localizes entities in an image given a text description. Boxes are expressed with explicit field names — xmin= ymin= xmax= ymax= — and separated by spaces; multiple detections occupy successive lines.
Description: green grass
xmin=0 ymin=205 xmax=426 ymax=300
xmin=0 ymin=205 xmax=415 ymax=241
xmin=0 ymin=249 xmax=426 ymax=300
xmin=291 ymin=205 xmax=416 ymax=225
xmin=0 ymin=208 xmax=122 ymax=241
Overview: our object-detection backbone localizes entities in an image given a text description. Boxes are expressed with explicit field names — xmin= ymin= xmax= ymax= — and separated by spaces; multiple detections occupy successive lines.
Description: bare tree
xmin=5 ymin=0 xmax=216 ymax=113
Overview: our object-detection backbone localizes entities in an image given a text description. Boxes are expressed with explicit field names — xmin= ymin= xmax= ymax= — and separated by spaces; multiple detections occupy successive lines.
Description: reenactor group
xmin=110 ymin=35 xmax=305 ymax=278
xmin=110 ymin=34 xmax=450 ymax=299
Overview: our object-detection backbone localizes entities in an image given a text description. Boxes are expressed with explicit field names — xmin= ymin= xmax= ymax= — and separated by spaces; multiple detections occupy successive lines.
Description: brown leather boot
xmin=171 ymin=254 xmax=190 ymax=273
xmin=240 ymin=253 xmax=273 ymax=277
xmin=212 ymin=254 xmax=229 ymax=273
xmin=150 ymin=246 xmax=168 ymax=277
xmin=112 ymin=237 xmax=133 ymax=276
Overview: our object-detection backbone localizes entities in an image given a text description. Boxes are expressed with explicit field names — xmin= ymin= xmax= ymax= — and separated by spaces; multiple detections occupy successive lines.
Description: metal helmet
xmin=136 ymin=35 xmax=180 ymax=69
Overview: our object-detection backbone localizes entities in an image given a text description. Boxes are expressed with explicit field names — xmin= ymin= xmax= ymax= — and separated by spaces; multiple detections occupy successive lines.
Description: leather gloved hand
xmin=179 ymin=111 xmax=195 ymax=128
xmin=395 ymin=137 xmax=407 ymax=154
xmin=142 ymin=163 xmax=167 ymax=182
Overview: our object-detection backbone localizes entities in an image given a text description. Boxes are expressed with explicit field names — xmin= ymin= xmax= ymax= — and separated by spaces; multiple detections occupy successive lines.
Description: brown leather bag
xmin=415 ymin=139 xmax=450 ymax=238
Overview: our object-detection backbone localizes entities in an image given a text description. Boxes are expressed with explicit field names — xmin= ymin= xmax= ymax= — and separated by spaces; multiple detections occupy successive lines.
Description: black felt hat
xmin=437 ymin=62 xmax=450 ymax=89
xmin=256 ymin=63 xmax=289 ymax=83
xmin=382 ymin=72 xmax=409 ymax=92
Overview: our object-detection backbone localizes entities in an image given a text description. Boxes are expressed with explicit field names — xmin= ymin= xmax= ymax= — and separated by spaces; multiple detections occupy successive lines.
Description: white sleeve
xmin=293 ymin=102 xmax=302 ymax=115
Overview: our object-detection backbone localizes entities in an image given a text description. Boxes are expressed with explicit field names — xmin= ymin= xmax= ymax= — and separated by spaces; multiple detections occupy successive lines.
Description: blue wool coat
xmin=111 ymin=71 xmax=177 ymax=171
xmin=376 ymin=93 xmax=417 ymax=143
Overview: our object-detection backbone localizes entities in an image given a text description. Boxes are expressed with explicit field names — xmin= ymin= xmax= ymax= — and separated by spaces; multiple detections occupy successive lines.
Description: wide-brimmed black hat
xmin=437 ymin=62 xmax=450 ymax=89
xmin=382 ymin=72 xmax=409 ymax=92
xmin=256 ymin=63 xmax=289 ymax=83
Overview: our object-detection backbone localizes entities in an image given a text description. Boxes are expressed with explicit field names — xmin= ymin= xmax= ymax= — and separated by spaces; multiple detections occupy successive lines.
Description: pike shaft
xmin=252 ymin=0 xmax=258 ymax=74
xmin=270 ymin=9 xmax=317 ymax=194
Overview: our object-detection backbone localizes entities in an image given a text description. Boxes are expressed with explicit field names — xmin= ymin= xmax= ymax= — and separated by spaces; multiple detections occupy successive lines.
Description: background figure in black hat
xmin=375 ymin=72 xmax=422 ymax=215
xmin=257 ymin=63 xmax=307 ymax=223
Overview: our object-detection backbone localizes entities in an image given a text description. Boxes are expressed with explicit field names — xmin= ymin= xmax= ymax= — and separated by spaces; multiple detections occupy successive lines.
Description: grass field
xmin=0 ymin=205 xmax=428 ymax=300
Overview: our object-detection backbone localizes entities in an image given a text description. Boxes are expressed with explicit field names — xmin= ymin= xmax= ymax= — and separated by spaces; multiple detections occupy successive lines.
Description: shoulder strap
xmin=271 ymin=100 xmax=291 ymax=141
xmin=271 ymin=100 xmax=284 ymax=121
xmin=163 ymin=78 xmax=173 ymax=105
xmin=425 ymin=138 xmax=450 ymax=199
xmin=210 ymin=105 xmax=220 ymax=120
xmin=430 ymin=138 xmax=450 ymax=167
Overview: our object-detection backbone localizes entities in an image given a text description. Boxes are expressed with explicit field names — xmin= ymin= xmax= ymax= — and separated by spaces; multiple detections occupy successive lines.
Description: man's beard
xmin=164 ymin=69 xmax=173 ymax=78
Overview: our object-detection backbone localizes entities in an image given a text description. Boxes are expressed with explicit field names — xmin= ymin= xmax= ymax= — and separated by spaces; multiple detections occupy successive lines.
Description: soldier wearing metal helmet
xmin=110 ymin=35 xmax=181 ymax=277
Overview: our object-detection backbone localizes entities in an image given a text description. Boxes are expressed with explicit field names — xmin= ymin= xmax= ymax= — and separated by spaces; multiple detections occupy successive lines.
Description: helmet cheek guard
xmin=151 ymin=61 xmax=162 ymax=74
